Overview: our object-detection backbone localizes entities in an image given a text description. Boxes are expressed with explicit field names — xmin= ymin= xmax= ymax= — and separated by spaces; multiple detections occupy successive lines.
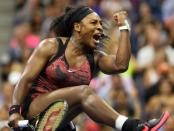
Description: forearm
xmin=115 ymin=30 xmax=131 ymax=69
xmin=12 ymin=78 xmax=31 ymax=105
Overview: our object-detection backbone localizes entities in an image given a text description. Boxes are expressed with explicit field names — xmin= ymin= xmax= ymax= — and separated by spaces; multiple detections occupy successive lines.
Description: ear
xmin=74 ymin=23 xmax=81 ymax=32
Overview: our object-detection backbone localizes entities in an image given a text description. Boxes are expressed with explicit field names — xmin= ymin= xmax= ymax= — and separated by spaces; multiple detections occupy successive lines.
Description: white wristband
xmin=18 ymin=120 xmax=29 ymax=127
xmin=118 ymin=20 xmax=131 ymax=32
xmin=115 ymin=115 xmax=128 ymax=130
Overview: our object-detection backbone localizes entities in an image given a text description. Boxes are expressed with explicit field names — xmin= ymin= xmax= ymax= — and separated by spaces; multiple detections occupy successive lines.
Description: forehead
xmin=82 ymin=12 xmax=101 ymax=21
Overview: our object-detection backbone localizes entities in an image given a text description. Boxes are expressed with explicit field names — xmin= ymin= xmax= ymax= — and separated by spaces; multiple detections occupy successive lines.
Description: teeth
xmin=96 ymin=40 xmax=100 ymax=43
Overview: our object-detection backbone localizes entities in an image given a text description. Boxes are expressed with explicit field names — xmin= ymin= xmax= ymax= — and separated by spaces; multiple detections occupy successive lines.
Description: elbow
xmin=114 ymin=64 xmax=129 ymax=73
xmin=118 ymin=66 xmax=128 ymax=72
xmin=114 ymin=57 xmax=130 ymax=73
xmin=102 ymin=65 xmax=128 ymax=75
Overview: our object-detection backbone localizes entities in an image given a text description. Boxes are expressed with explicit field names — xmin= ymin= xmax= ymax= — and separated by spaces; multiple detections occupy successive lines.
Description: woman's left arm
xmin=98 ymin=11 xmax=131 ymax=74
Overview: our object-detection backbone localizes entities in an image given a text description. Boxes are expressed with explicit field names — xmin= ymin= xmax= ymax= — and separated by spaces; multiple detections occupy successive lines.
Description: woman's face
xmin=78 ymin=12 xmax=103 ymax=49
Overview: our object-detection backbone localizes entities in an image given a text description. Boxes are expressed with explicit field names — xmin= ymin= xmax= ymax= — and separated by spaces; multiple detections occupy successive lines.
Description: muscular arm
xmin=12 ymin=39 xmax=58 ymax=105
xmin=98 ymin=30 xmax=131 ymax=74
xmin=97 ymin=11 xmax=131 ymax=74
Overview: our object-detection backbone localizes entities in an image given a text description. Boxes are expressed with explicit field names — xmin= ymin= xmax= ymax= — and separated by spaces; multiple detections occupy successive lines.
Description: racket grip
xmin=17 ymin=120 xmax=29 ymax=127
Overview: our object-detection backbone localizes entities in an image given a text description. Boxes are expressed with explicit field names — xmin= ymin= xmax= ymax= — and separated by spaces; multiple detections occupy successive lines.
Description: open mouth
xmin=93 ymin=33 xmax=103 ymax=44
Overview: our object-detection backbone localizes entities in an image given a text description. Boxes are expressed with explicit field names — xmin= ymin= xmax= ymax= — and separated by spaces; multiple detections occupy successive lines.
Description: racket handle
xmin=17 ymin=120 xmax=29 ymax=127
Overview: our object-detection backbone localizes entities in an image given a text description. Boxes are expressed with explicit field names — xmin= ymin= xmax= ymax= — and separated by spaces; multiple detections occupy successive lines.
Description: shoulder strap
xmin=86 ymin=53 xmax=99 ymax=78
xmin=56 ymin=37 xmax=67 ymax=57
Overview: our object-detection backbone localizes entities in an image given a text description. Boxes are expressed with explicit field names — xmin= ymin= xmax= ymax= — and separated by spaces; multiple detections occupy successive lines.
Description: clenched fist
xmin=113 ymin=11 xmax=128 ymax=26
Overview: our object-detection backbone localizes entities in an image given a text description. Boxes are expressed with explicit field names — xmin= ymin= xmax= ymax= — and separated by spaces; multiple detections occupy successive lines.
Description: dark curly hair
xmin=50 ymin=5 xmax=93 ymax=37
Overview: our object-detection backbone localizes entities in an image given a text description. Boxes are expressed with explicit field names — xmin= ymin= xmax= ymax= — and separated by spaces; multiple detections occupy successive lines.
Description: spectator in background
xmin=162 ymin=0 xmax=174 ymax=22
xmin=143 ymin=49 xmax=168 ymax=89
xmin=136 ymin=22 xmax=165 ymax=70
xmin=145 ymin=0 xmax=163 ymax=21
xmin=30 ymin=9 xmax=43 ymax=35
xmin=142 ymin=48 xmax=174 ymax=108
xmin=100 ymin=0 xmax=132 ymax=19
xmin=134 ymin=2 xmax=151 ymax=45
xmin=52 ymin=0 xmax=71 ymax=13
xmin=108 ymin=76 xmax=131 ymax=116
xmin=41 ymin=1 xmax=61 ymax=37
xmin=145 ymin=78 xmax=174 ymax=119
xmin=41 ymin=0 xmax=71 ymax=37
xmin=13 ymin=0 xmax=43 ymax=27
xmin=15 ymin=0 xmax=26 ymax=11
xmin=9 ymin=23 xmax=40 ymax=63
xmin=165 ymin=21 xmax=174 ymax=66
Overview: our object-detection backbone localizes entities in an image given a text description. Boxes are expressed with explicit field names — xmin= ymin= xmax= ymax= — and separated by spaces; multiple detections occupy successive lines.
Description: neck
xmin=68 ymin=36 xmax=92 ymax=55
xmin=65 ymin=36 xmax=93 ymax=68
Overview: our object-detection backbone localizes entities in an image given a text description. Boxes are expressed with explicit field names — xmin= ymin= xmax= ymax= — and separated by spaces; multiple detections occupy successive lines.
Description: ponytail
xmin=50 ymin=14 xmax=71 ymax=37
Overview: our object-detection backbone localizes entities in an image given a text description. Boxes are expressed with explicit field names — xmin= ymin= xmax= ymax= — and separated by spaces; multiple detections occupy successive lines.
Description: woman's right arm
xmin=9 ymin=38 xmax=58 ymax=127
xmin=13 ymin=39 xmax=57 ymax=105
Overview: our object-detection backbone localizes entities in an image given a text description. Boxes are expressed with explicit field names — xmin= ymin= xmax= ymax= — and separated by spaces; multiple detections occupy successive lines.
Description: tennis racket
xmin=9 ymin=100 xmax=68 ymax=131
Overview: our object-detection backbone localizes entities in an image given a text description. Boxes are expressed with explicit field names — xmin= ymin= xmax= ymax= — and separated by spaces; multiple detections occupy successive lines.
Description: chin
xmin=90 ymin=43 xmax=97 ymax=49
xmin=89 ymin=40 xmax=98 ymax=48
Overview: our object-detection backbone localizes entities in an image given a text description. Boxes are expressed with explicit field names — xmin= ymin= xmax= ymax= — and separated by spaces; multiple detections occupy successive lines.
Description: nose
xmin=97 ymin=23 xmax=103 ymax=32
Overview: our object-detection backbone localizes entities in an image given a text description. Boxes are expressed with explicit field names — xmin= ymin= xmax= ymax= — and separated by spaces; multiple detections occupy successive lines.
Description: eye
xmin=91 ymin=21 xmax=97 ymax=25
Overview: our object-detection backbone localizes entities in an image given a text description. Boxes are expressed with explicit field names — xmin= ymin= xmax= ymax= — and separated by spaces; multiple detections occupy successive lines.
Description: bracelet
xmin=9 ymin=105 xmax=22 ymax=115
xmin=118 ymin=20 xmax=131 ymax=32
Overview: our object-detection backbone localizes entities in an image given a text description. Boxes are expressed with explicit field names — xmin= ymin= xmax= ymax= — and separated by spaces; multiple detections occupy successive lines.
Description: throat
xmin=64 ymin=50 xmax=87 ymax=69
xmin=65 ymin=37 xmax=92 ymax=68
xmin=69 ymin=37 xmax=93 ymax=54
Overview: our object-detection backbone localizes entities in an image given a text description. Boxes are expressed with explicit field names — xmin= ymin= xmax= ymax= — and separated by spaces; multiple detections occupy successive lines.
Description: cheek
xmin=81 ymin=25 xmax=94 ymax=36
xmin=80 ymin=26 xmax=95 ymax=43
xmin=81 ymin=31 xmax=93 ymax=41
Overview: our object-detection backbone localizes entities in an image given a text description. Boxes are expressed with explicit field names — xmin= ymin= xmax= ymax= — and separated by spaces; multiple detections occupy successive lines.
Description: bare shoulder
xmin=36 ymin=38 xmax=58 ymax=57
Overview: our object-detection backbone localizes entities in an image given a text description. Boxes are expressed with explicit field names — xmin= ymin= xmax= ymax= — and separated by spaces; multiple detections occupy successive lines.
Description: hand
xmin=113 ymin=11 xmax=128 ymax=26
xmin=9 ymin=113 xmax=24 ymax=129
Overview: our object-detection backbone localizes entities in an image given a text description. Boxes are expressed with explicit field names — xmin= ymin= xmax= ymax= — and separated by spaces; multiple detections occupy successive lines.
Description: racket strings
xmin=36 ymin=101 xmax=68 ymax=131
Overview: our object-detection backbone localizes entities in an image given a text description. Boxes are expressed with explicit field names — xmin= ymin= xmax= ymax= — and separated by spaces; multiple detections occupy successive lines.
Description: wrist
xmin=9 ymin=105 xmax=22 ymax=116
xmin=118 ymin=20 xmax=131 ymax=32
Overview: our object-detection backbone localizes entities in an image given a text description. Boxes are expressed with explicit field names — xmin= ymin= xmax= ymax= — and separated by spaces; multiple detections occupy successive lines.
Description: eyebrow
xmin=90 ymin=18 xmax=103 ymax=23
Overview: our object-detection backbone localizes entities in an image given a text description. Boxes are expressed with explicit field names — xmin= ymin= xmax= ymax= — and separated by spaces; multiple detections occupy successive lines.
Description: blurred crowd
xmin=0 ymin=0 xmax=174 ymax=131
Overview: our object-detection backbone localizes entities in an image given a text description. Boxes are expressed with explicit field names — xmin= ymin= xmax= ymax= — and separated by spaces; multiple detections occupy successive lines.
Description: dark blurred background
xmin=0 ymin=0 xmax=174 ymax=131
